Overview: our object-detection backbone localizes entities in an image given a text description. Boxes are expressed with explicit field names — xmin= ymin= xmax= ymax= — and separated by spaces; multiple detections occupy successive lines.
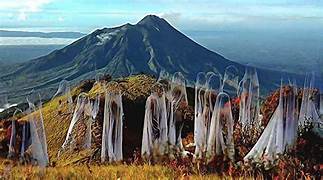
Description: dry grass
xmin=0 ymin=163 xmax=178 ymax=179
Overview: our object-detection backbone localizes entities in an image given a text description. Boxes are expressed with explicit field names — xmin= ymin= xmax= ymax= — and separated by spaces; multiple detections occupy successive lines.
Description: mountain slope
xmin=0 ymin=15 xmax=292 ymax=103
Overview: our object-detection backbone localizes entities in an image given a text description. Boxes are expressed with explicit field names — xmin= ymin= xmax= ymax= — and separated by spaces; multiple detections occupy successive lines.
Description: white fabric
xmin=222 ymin=65 xmax=239 ymax=95
xmin=141 ymin=92 xmax=168 ymax=158
xmin=59 ymin=93 xmax=92 ymax=155
xmin=101 ymin=89 xmax=123 ymax=163
xmin=238 ymin=68 xmax=260 ymax=130
xmin=168 ymin=72 xmax=188 ymax=151
xmin=244 ymin=84 xmax=298 ymax=163
xmin=299 ymin=75 xmax=320 ymax=128
xmin=52 ymin=80 xmax=73 ymax=113
xmin=8 ymin=120 xmax=17 ymax=158
xmin=206 ymin=92 xmax=235 ymax=162
xmin=27 ymin=95 xmax=49 ymax=167
xmin=194 ymin=72 xmax=207 ymax=159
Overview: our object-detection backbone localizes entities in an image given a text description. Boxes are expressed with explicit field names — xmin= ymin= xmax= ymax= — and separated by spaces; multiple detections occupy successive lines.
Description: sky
xmin=0 ymin=0 xmax=323 ymax=33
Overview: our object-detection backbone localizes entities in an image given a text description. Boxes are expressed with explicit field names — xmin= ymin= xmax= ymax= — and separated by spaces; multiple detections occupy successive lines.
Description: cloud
xmin=0 ymin=0 xmax=53 ymax=21
xmin=58 ymin=16 xmax=64 ymax=22
xmin=159 ymin=12 xmax=182 ymax=24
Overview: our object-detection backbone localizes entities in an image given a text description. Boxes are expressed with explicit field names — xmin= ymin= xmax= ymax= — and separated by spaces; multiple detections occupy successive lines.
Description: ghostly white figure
xmin=194 ymin=72 xmax=222 ymax=160
xmin=168 ymin=72 xmax=188 ymax=152
xmin=8 ymin=109 xmax=23 ymax=158
xmin=101 ymin=84 xmax=123 ymax=163
xmin=26 ymin=93 xmax=49 ymax=167
xmin=204 ymin=72 xmax=223 ymax=134
xmin=52 ymin=80 xmax=73 ymax=113
xmin=83 ymin=76 xmax=102 ymax=149
xmin=222 ymin=65 xmax=240 ymax=96
xmin=194 ymin=72 xmax=207 ymax=159
xmin=141 ymin=83 xmax=168 ymax=159
xmin=244 ymin=83 xmax=298 ymax=163
xmin=59 ymin=93 xmax=92 ymax=156
xmin=206 ymin=92 xmax=235 ymax=162
xmin=299 ymin=74 xmax=320 ymax=129
xmin=238 ymin=68 xmax=261 ymax=130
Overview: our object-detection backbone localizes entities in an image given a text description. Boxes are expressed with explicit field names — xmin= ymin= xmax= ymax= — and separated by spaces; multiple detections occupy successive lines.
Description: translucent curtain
xmin=168 ymin=72 xmax=188 ymax=151
xmin=238 ymin=68 xmax=260 ymax=130
xmin=194 ymin=72 xmax=207 ymax=159
xmin=244 ymin=83 xmax=298 ymax=163
xmin=52 ymin=80 xmax=73 ymax=113
xmin=59 ymin=93 xmax=90 ymax=156
xmin=141 ymin=85 xmax=168 ymax=158
xmin=101 ymin=86 xmax=123 ymax=163
xmin=222 ymin=65 xmax=240 ymax=96
xmin=299 ymin=74 xmax=320 ymax=129
xmin=26 ymin=93 xmax=49 ymax=167
xmin=8 ymin=109 xmax=23 ymax=158
xmin=206 ymin=92 xmax=234 ymax=162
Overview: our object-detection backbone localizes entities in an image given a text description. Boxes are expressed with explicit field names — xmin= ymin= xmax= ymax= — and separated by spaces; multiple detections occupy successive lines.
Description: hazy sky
xmin=1 ymin=0 xmax=323 ymax=33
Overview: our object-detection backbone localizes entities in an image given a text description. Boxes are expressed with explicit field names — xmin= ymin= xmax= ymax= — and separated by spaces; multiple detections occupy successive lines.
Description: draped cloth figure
xmin=222 ymin=65 xmax=240 ymax=95
xmin=59 ymin=93 xmax=92 ymax=156
xmin=244 ymin=84 xmax=298 ymax=163
xmin=194 ymin=72 xmax=222 ymax=160
xmin=8 ymin=109 xmax=23 ymax=158
xmin=101 ymin=85 xmax=123 ymax=163
xmin=299 ymin=75 xmax=320 ymax=129
xmin=238 ymin=68 xmax=261 ymax=131
xmin=25 ymin=93 xmax=49 ymax=167
xmin=206 ymin=92 xmax=235 ymax=162
xmin=194 ymin=72 xmax=207 ymax=159
xmin=168 ymin=72 xmax=188 ymax=154
xmin=141 ymin=85 xmax=168 ymax=159
xmin=52 ymin=80 xmax=73 ymax=113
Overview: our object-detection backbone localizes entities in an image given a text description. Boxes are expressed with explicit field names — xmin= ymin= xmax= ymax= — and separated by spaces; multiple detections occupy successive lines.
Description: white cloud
xmin=58 ymin=16 xmax=64 ymax=22
xmin=0 ymin=0 xmax=53 ymax=21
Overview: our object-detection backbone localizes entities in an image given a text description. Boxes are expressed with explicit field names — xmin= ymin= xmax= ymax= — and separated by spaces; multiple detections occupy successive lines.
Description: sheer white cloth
xmin=8 ymin=109 xmax=24 ymax=158
xmin=101 ymin=89 xmax=123 ymax=163
xmin=299 ymin=75 xmax=320 ymax=128
xmin=59 ymin=93 xmax=92 ymax=156
xmin=168 ymin=72 xmax=188 ymax=151
xmin=194 ymin=72 xmax=207 ymax=159
xmin=52 ymin=80 xmax=73 ymax=112
xmin=206 ymin=92 xmax=235 ymax=162
xmin=238 ymin=68 xmax=260 ymax=130
xmin=26 ymin=94 xmax=49 ymax=167
xmin=244 ymin=84 xmax=298 ymax=163
xmin=141 ymin=91 xmax=168 ymax=158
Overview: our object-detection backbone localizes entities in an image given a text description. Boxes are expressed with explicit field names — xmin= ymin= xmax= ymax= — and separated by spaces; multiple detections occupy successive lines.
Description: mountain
xmin=0 ymin=15 xmax=295 ymax=103
xmin=0 ymin=30 xmax=85 ymax=39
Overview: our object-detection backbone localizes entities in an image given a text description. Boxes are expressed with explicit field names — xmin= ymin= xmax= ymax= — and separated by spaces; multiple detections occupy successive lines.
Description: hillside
xmin=11 ymin=74 xmax=193 ymax=165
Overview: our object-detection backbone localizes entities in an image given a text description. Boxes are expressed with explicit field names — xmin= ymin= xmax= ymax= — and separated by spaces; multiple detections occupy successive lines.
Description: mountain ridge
xmin=0 ymin=15 xmax=298 ymax=103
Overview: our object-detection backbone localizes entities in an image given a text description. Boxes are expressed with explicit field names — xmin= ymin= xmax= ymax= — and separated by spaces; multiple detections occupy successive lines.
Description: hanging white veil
xmin=168 ymin=72 xmax=188 ymax=151
xmin=59 ymin=93 xmax=91 ymax=156
xmin=244 ymin=82 xmax=298 ymax=163
xmin=238 ymin=68 xmax=261 ymax=130
xmin=299 ymin=74 xmax=320 ymax=129
xmin=101 ymin=82 xmax=124 ymax=163
xmin=194 ymin=72 xmax=207 ymax=159
xmin=222 ymin=65 xmax=240 ymax=96
xmin=26 ymin=91 xmax=49 ymax=167
xmin=52 ymin=80 xmax=73 ymax=113
xmin=141 ymin=83 xmax=168 ymax=159
xmin=8 ymin=108 xmax=23 ymax=158
xmin=206 ymin=92 xmax=235 ymax=162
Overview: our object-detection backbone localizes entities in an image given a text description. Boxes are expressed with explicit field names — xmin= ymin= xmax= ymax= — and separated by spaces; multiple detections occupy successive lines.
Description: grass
xmin=0 ymin=163 xmax=178 ymax=179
